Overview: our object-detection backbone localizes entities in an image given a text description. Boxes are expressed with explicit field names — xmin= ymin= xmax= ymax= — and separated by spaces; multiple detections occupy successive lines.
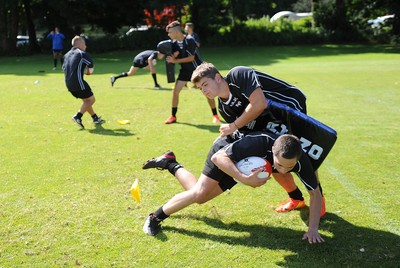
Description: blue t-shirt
xmin=47 ymin=32 xmax=65 ymax=50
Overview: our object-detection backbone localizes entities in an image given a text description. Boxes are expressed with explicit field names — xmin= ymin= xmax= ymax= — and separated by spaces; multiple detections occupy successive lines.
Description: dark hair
xmin=166 ymin=21 xmax=181 ymax=31
xmin=272 ymin=134 xmax=302 ymax=160
xmin=191 ymin=62 xmax=220 ymax=84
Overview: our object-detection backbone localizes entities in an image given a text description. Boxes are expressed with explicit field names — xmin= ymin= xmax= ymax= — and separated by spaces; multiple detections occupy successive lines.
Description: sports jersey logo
xmin=229 ymin=97 xmax=243 ymax=108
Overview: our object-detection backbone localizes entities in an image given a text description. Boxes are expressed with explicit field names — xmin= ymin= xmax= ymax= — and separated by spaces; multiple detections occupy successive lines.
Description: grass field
xmin=1 ymin=45 xmax=399 ymax=267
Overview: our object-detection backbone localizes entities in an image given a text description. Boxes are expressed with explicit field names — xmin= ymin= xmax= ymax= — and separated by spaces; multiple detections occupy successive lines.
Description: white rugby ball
xmin=85 ymin=67 xmax=94 ymax=75
xmin=236 ymin=156 xmax=272 ymax=179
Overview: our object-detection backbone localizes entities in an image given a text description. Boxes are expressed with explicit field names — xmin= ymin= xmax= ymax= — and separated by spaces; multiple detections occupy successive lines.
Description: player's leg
xmin=142 ymin=150 xmax=197 ymax=190
xmin=165 ymin=80 xmax=186 ymax=124
xmin=206 ymin=97 xmax=220 ymax=123
xmin=143 ymin=174 xmax=223 ymax=235
xmin=110 ymin=66 xmax=138 ymax=86
xmin=273 ymin=173 xmax=306 ymax=212
xmin=52 ymin=51 xmax=58 ymax=69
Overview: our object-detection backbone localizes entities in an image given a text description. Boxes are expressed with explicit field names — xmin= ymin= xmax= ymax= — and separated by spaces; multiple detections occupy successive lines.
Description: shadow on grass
xmin=111 ymin=85 xmax=172 ymax=91
xmin=160 ymin=212 xmax=399 ymax=267
xmin=88 ymin=124 xmax=134 ymax=136
xmin=176 ymin=122 xmax=220 ymax=133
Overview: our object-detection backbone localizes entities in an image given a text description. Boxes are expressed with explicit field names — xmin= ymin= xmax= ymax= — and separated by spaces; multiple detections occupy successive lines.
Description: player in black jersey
xmin=110 ymin=50 xmax=165 ymax=88
xmin=142 ymin=131 xmax=330 ymax=243
xmin=184 ymin=22 xmax=201 ymax=47
xmin=191 ymin=62 xmax=323 ymax=215
xmin=63 ymin=36 xmax=105 ymax=129
xmin=163 ymin=21 xmax=219 ymax=124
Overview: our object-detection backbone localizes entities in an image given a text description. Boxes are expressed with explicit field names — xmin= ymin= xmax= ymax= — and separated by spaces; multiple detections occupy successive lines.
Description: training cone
xmin=117 ymin=119 xmax=130 ymax=125
xmin=130 ymin=179 xmax=141 ymax=203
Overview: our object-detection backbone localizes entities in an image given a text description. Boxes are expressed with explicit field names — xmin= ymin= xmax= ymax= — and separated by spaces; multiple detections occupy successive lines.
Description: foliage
xmin=1 ymin=0 xmax=400 ymax=56
xmin=207 ymin=17 xmax=322 ymax=46
xmin=0 ymin=45 xmax=399 ymax=266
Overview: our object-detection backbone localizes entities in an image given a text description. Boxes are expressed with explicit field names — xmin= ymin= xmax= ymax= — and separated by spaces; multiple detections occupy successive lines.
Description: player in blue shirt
xmin=47 ymin=27 xmax=65 ymax=70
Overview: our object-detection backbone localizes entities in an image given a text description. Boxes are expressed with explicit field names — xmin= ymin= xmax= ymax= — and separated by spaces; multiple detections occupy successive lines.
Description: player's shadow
xmin=111 ymin=86 xmax=171 ymax=91
xmin=88 ymin=124 xmax=134 ymax=136
xmin=177 ymin=122 xmax=220 ymax=133
xmin=161 ymin=212 xmax=399 ymax=267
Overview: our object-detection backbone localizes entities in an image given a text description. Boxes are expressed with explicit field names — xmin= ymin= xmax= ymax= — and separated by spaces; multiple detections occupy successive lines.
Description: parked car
xmin=16 ymin=35 xmax=29 ymax=46
xmin=270 ymin=11 xmax=312 ymax=22
xmin=367 ymin=14 xmax=395 ymax=28
xmin=16 ymin=35 xmax=43 ymax=47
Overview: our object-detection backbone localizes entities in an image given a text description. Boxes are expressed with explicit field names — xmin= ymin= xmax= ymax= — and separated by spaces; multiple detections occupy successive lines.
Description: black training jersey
xmin=224 ymin=131 xmax=319 ymax=191
xmin=133 ymin=50 xmax=158 ymax=68
xmin=172 ymin=35 xmax=203 ymax=72
xmin=219 ymin=66 xmax=307 ymax=131
xmin=62 ymin=47 xmax=94 ymax=91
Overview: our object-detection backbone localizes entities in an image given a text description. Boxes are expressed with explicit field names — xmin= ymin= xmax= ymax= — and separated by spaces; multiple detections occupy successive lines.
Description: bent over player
xmin=142 ymin=130 xmax=335 ymax=243
xmin=110 ymin=50 xmax=165 ymax=88
xmin=63 ymin=36 xmax=105 ymax=129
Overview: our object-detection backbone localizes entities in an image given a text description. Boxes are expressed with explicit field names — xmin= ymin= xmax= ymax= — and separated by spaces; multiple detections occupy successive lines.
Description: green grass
xmin=1 ymin=45 xmax=399 ymax=267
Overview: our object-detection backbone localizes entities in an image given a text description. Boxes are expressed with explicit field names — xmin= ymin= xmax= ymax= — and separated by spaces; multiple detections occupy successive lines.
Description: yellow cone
xmin=117 ymin=119 xmax=130 ymax=125
xmin=130 ymin=179 xmax=141 ymax=203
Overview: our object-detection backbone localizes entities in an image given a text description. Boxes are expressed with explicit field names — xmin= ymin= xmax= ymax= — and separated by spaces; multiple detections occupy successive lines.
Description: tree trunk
xmin=22 ymin=0 xmax=41 ymax=53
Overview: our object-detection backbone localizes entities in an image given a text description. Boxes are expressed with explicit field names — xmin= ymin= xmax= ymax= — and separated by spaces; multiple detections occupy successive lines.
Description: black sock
xmin=154 ymin=206 xmax=169 ymax=221
xmin=116 ymin=72 xmax=128 ymax=79
xmin=91 ymin=114 xmax=98 ymax=120
xmin=75 ymin=112 xmax=83 ymax=119
xmin=53 ymin=59 xmax=57 ymax=67
xmin=152 ymin=73 xmax=158 ymax=86
xmin=167 ymin=162 xmax=183 ymax=176
xmin=288 ymin=187 xmax=304 ymax=201
xmin=172 ymin=107 xmax=178 ymax=117
xmin=211 ymin=108 xmax=218 ymax=116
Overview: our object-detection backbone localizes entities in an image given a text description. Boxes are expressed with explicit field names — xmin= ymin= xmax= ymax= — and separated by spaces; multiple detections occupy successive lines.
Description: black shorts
xmin=202 ymin=136 xmax=238 ymax=191
xmin=68 ymin=81 xmax=93 ymax=99
xmin=177 ymin=68 xmax=193 ymax=82
xmin=133 ymin=60 xmax=147 ymax=68
xmin=69 ymin=89 xmax=93 ymax=99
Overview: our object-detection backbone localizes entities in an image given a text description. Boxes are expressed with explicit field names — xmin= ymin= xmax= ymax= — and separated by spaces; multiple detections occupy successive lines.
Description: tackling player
xmin=191 ymin=62 xmax=321 ymax=216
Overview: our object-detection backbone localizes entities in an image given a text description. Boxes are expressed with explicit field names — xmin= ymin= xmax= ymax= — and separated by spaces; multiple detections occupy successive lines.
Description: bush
xmin=206 ymin=17 xmax=323 ymax=46
xmin=85 ymin=28 xmax=167 ymax=53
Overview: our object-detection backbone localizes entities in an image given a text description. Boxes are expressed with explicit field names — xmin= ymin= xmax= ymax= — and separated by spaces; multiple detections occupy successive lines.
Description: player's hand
xmin=219 ymin=123 xmax=235 ymax=137
xmin=242 ymin=169 xmax=269 ymax=188
xmin=302 ymin=229 xmax=325 ymax=244
xmin=166 ymin=56 xmax=176 ymax=64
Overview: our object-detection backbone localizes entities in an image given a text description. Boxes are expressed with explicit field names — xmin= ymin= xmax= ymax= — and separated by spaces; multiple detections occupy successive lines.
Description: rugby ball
xmin=85 ymin=67 xmax=94 ymax=75
xmin=236 ymin=156 xmax=272 ymax=179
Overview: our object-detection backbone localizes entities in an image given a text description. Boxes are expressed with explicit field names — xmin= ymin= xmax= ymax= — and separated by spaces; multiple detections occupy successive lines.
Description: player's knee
xmin=191 ymin=190 xmax=209 ymax=204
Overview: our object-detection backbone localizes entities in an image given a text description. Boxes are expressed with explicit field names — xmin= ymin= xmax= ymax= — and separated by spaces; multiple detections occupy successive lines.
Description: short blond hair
xmin=71 ymin=36 xmax=85 ymax=47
